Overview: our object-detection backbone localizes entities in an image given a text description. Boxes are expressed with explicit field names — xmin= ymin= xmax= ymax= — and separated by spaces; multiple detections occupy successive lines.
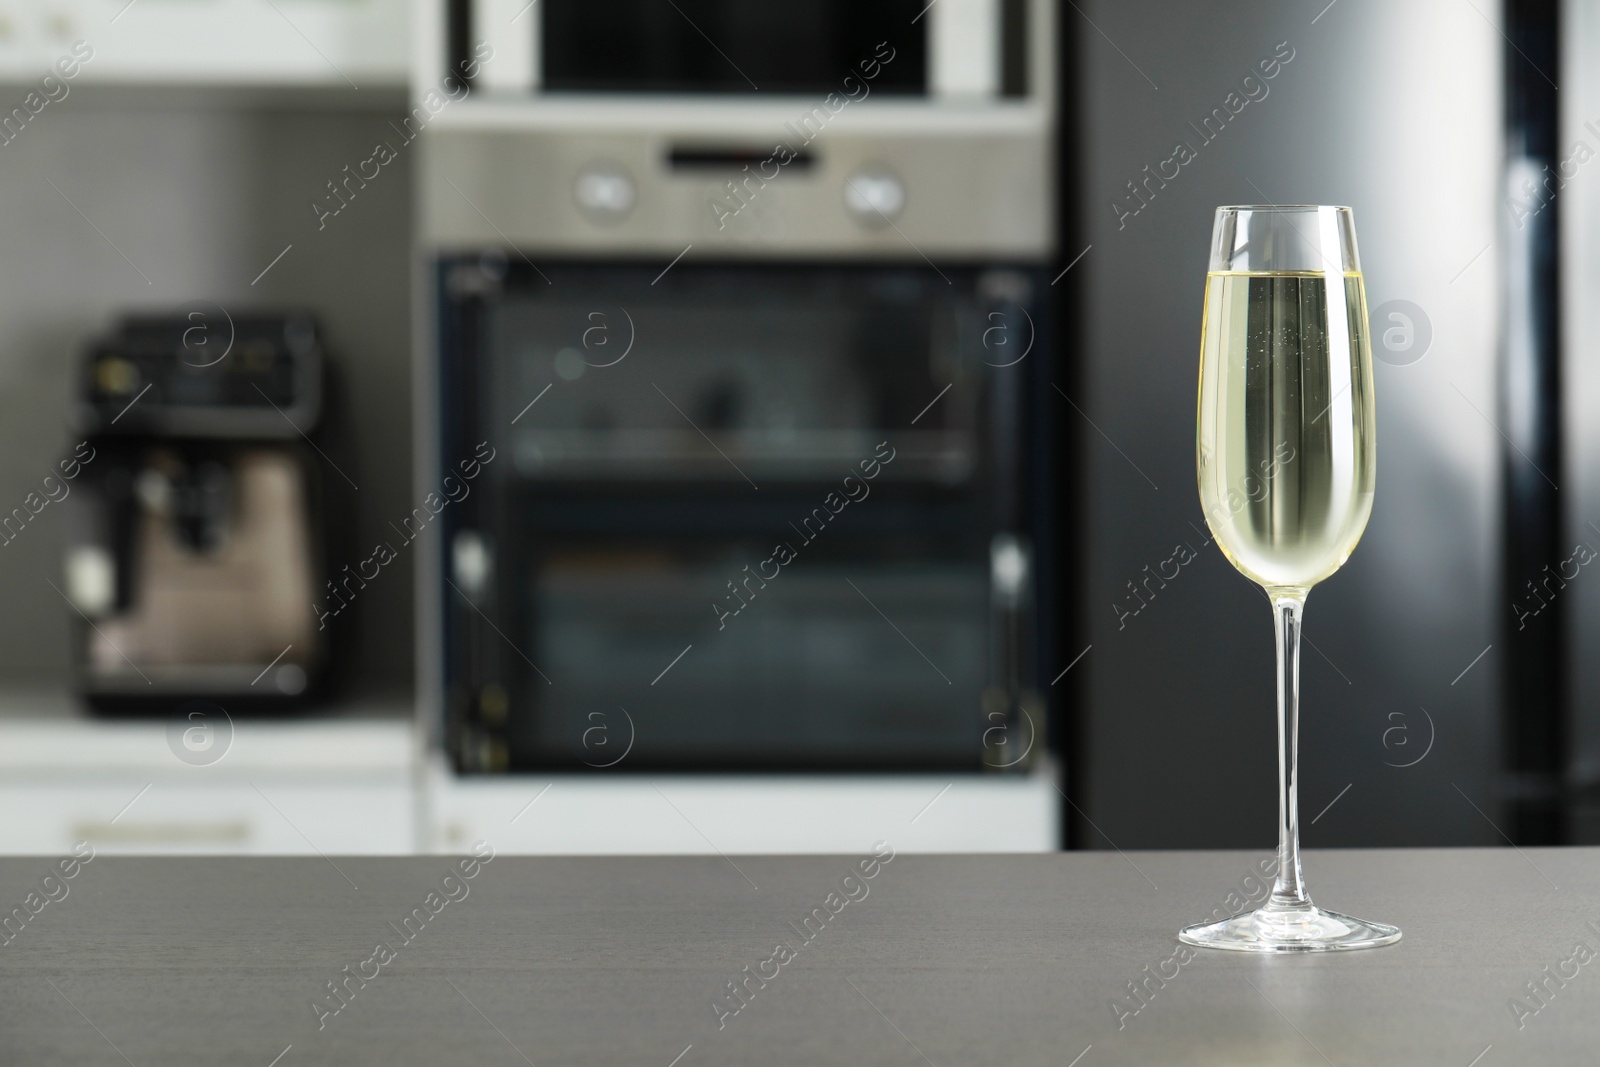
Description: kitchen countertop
xmin=1 ymin=847 xmax=1593 ymax=1065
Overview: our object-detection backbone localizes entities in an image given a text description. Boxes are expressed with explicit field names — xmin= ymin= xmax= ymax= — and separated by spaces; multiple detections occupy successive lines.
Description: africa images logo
xmin=166 ymin=701 xmax=234 ymax=767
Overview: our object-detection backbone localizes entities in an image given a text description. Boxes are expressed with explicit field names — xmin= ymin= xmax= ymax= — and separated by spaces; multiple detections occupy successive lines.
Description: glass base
xmin=1179 ymin=902 xmax=1401 ymax=953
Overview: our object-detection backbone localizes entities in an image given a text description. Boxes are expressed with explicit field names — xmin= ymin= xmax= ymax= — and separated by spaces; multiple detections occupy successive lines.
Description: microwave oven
xmin=449 ymin=0 xmax=1033 ymax=101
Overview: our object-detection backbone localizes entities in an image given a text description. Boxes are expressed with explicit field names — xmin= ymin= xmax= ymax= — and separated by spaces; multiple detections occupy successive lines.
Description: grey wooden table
xmin=0 ymin=847 xmax=1592 ymax=1065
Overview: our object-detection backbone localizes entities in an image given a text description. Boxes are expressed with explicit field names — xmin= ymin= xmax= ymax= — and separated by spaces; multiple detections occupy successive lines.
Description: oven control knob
xmin=574 ymin=162 xmax=636 ymax=224
xmin=843 ymin=167 xmax=906 ymax=226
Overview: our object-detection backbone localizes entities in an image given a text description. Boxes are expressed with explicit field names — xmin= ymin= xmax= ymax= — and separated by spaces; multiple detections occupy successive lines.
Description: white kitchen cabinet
xmin=0 ymin=710 xmax=1060 ymax=856
xmin=424 ymin=757 xmax=1062 ymax=855
xmin=0 ymin=716 xmax=416 ymax=855
xmin=0 ymin=0 xmax=408 ymax=87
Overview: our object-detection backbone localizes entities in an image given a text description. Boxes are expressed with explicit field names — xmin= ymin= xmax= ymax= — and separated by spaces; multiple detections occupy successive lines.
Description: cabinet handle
xmin=71 ymin=820 xmax=251 ymax=845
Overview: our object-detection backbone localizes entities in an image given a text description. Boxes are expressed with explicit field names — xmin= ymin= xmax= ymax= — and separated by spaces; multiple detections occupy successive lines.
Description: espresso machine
xmin=66 ymin=312 xmax=339 ymax=711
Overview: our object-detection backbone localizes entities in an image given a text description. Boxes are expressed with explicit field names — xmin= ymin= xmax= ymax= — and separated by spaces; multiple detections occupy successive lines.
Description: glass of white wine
xmin=1180 ymin=205 xmax=1400 ymax=952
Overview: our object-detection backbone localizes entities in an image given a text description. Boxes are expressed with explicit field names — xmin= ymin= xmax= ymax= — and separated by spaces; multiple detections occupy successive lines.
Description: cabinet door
xmin=0 ymin=780 xmax=412 ymax=855
xmin=0 ymin=1 xmax=408 ymax=87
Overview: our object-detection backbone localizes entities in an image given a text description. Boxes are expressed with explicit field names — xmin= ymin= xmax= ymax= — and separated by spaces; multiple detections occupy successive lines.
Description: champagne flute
xmin=1180 ymin=205 xmax=1400 ymax=952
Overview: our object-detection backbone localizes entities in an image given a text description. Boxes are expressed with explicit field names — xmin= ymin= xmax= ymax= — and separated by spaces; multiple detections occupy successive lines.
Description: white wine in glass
xmin=1181 ymin=205 xmax=1400 ymax=952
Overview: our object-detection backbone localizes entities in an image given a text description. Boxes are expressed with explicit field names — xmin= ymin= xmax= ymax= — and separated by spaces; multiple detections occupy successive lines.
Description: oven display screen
xmin=541 ymin=0 xmax=927 ymax=94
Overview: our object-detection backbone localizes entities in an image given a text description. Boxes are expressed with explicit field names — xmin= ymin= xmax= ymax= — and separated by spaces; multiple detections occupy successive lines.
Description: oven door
xmin=436 ymin=258 xmax=1046 ymax=771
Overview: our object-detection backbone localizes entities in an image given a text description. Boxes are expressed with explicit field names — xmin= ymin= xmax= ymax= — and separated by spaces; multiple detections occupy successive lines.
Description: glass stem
xmin=1269 ymin=593 xmax=1311 ymax=910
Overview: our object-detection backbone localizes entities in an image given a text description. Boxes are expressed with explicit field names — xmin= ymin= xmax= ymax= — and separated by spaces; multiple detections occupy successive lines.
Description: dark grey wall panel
xmin=1075 ymin=0 xmax=1503 ymax=847
xmin=1562 ymin=0 xmax=1600 ymax=840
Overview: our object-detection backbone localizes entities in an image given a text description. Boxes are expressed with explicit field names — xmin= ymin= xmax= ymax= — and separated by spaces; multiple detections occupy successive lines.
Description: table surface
xmin=1 ymin=846 xmax=1594 ymax=1065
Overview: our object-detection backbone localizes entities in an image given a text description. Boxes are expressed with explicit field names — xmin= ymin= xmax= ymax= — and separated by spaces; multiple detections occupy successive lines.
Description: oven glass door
xmin=439 ymin=260 xmax=1042 ymax=771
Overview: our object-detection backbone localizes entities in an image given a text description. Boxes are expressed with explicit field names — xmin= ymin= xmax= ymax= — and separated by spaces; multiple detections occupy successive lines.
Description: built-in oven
xmin=416 ymin=0 xmax=1057 ymax=772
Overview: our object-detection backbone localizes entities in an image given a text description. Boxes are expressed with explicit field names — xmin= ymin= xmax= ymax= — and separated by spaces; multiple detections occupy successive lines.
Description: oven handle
xmin=984 ymin=532 xmax=1041 ymax=772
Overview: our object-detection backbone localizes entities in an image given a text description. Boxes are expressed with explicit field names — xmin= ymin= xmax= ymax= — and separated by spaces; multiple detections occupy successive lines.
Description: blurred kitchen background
xmin=0 ymin=0 xmax=1589 ymax=857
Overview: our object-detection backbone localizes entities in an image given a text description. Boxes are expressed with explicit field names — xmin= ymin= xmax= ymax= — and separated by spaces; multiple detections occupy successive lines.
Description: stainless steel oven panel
xmin=419 ymin=105 xmax=1052 ymax=257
